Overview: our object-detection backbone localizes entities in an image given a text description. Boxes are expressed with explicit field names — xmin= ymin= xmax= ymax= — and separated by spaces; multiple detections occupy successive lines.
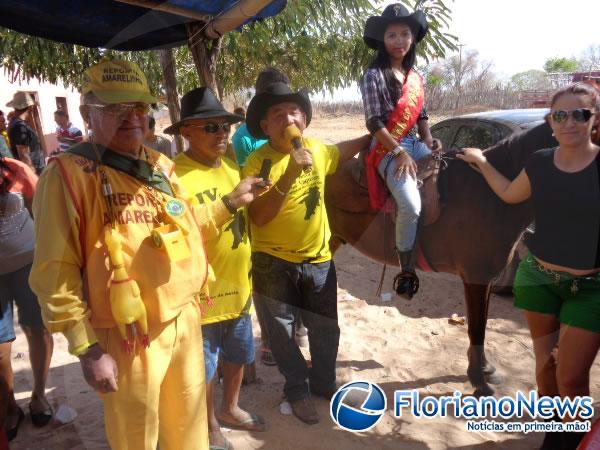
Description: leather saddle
xmin=352 ymin=149 xmax=444 ymax=226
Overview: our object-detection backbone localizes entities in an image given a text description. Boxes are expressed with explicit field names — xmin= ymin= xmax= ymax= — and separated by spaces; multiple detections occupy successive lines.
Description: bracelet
xmin=272 ymin=183 xmax=288 ymax=196
xmin=391 ymin=145 xmax=405 ymax=157
xmin=221 ymin=195 xmax=238 ymax=214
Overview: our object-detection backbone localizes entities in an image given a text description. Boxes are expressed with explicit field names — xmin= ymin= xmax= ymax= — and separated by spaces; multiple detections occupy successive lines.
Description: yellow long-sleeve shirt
xmin=29 ymin=146 xmax=231 ymax=355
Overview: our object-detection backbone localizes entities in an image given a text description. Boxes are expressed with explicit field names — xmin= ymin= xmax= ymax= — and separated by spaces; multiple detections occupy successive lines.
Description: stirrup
xmin=393 ymin=271 xmax=420 ymax=299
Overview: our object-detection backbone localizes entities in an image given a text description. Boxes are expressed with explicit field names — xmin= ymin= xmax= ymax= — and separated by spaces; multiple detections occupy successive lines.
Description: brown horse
xmin=325 ymin=121 xmax=557 ymax=396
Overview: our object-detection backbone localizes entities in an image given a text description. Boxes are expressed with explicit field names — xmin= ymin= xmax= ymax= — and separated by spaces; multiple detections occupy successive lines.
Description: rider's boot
xmin=393 ymin=248 xmax=420 ymax=299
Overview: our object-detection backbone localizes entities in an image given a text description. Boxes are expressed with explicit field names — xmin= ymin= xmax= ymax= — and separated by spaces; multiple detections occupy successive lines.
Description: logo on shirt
xmin=165 ymin=199 xmax=185 ymax=217
xmin=299 ymin=186 xmax=321 ymax=220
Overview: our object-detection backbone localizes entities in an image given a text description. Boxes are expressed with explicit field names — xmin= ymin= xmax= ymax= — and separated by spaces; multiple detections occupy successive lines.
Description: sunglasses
xmin=87 ymin=103 xmax=150 ymax=118
xmin=186 ymin=122 xmax=232 ymax=133
xmin=550 ymin=108 xmax=595 ymax=124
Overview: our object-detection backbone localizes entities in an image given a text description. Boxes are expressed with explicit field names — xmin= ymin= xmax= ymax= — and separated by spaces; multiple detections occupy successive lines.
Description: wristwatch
xmin=391 ymin=145 xmax=405 ymax=156
xmin=221 ymin=195 xmax=238 ymax=214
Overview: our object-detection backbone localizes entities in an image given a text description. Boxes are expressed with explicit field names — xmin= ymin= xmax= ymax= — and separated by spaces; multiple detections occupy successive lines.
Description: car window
xmin=452 ymin=123 xmax=498 ymax=149
xmin=431 ymin=125 xmax=454 ymax=150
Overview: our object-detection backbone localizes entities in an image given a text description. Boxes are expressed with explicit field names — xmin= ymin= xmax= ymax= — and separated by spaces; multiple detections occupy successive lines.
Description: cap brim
xmin=93 ymin=90 xmax=158 ymax=105
xmin=5 ymin=100 xmax=36 ymax=109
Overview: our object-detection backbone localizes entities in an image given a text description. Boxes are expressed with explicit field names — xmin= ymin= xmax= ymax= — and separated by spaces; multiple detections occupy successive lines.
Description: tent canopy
xmin=0 ymin=0 xmax=287 ymax=50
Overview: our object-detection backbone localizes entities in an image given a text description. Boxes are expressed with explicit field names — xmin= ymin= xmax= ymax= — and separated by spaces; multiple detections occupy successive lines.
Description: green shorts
xmin=513 ymin=253 xmax=600 ymax=333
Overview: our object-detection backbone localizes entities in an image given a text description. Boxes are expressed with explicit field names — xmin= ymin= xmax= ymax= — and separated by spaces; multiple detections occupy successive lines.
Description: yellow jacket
xmin=29 ymin=146 xmax=231 ymax=355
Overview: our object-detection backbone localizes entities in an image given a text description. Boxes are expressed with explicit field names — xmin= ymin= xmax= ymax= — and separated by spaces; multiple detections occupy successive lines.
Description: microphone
xmin=284 ymin=124 xmax=311 ymax=172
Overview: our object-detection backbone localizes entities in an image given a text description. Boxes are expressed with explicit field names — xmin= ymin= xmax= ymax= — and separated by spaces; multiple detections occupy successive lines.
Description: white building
xmin=0 ymin=76 xmax=85 ymax=154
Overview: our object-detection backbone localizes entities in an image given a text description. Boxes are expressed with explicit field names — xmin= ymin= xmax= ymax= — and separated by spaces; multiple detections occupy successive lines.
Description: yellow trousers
xmin=96 ymin=303 xmax=208 ymax=450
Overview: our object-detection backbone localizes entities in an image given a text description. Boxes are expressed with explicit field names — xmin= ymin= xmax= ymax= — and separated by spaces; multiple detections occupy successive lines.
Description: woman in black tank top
xmin=458 ymin=82 xmax=600 ymax=450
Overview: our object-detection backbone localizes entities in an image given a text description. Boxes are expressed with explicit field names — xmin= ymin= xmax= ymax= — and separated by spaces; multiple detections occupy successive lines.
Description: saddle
xmin=353 ymin=149 xmax=444 ymax=226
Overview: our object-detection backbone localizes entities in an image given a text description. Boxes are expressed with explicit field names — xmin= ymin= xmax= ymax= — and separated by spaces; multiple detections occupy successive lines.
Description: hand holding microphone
xmin=284 ymin=124 xmax=312 ymax=174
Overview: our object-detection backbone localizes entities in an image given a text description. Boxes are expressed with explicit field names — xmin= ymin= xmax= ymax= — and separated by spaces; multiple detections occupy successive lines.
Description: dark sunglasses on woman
xmin=550 ymin=108 xmax=595 ymax=124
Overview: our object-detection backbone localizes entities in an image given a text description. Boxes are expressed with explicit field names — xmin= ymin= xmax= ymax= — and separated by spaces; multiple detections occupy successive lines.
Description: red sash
xmin=366 ymin=70 xmax=425 ymax=209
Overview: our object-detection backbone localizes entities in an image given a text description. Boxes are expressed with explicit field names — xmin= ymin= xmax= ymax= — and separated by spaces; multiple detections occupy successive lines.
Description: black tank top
xmin=525 ymin=147 xmax=600 ymax=270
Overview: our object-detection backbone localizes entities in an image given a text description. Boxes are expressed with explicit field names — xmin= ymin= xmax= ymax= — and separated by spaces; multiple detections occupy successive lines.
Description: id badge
xmin=151 ymin=224 xmax=191 ymax=262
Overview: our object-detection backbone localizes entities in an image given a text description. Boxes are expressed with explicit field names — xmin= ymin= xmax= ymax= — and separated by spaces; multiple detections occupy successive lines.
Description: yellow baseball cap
xmin=82 ymin=59 xmax=157 ymax=104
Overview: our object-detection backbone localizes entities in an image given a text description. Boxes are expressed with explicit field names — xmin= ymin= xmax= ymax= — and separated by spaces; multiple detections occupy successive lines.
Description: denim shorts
xmin=202 ymin=313 xmax=255 ymax=382
xmin=0 ymin=296 xmax=15 ymax=343
xmin=0 ymin=263 xmax=45 ymax=330
xmin=514 ymin=253 xmax=600 ymax=332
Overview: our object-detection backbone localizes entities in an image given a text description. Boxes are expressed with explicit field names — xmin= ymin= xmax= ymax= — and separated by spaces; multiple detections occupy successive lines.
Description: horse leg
xmin=463 ymin=281 xmax=501 ymax=396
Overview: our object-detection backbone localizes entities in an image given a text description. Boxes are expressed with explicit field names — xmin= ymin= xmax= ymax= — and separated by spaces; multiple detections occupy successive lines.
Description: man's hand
xmin=286 ymin=146 xmax=312 ymax=178
xmin=226 ymin=176 xmax=271 ymax=209
xmin=79 ymin=344 xmax=119 ymax=393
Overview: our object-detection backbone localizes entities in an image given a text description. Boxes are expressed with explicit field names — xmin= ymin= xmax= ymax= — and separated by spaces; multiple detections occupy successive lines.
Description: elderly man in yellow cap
xmin=29 ymin=59 xmax=266 ymax=450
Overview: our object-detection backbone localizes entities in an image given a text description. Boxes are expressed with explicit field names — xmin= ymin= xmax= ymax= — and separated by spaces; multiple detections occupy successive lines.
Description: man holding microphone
xmin=242 ymin=81 xmax=369 ymax=425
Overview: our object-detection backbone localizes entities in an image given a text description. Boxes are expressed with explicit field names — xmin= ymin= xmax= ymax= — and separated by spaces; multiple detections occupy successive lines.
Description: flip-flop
xmin=260 ymin=349 xmax=277 ymax=366
xmin=209 ymin=438 xmax=233 ymax=450
xmin=29 ymin=397 xmax=53 ymax=427
xmin=6 ymin=407 xmax=25 ymax=442
xmin=218 ymin=412 xmax=266 ymax=432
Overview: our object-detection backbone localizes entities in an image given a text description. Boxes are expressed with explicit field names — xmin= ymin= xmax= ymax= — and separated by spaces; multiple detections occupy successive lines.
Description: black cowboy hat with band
xmin=246 ymin=82 xmax=312 ymax=139
xmin=363 ymin=3 xmax=429 ymax=49
xmin=164 ymin=87 xmax=243 ymax=134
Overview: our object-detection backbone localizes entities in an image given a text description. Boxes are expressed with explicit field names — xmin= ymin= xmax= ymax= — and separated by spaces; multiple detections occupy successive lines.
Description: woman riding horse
xmin=360 ymin=4 xmax=438 ymax=299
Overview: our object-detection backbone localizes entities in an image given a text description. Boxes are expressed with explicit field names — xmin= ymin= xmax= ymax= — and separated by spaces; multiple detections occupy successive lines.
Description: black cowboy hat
xmin=246 ymin=82 xmax=312 ymax=139
xmin=363 ymin=3 xmax=429 ymax=50
xmin=164 ymin=87 xmax=243 ymax=134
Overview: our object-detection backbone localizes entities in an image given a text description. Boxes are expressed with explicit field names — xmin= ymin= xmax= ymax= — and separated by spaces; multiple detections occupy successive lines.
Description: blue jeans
xmin=378 ymin=135 xmax=431 ymax=251
xmin=251 ymin=252 xmax=340 ymax=402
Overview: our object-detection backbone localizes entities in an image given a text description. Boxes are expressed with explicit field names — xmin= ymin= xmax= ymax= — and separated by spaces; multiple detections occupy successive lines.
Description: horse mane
xmin=483 ymin=121 xmax=558 ymax=179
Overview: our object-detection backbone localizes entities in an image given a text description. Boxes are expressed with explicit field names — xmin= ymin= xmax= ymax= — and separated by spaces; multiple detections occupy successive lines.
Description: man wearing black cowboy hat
xmin=168 ymin=87 xmax=267 ymax=450
xmin=242 ymin=82 xmax=370 ymax=424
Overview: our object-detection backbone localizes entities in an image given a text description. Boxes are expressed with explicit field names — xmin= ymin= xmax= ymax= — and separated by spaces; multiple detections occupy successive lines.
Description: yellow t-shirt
xmin=242 ymin=137 xmax=340 ymax=263
xmin=174 ymin=153 xmax=251 ymax=324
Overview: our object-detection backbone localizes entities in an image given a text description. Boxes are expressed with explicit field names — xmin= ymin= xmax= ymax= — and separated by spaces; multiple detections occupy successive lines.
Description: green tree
xmin=543 ymin=57 xmax=578 ymax=73
xmin=509 ymin=69 xmax=549 ymax=91
xmin=0 ymin=0 xmax=457 ymax=97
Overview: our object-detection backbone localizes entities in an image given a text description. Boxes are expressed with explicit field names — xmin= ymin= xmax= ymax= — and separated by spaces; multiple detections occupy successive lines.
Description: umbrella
xmin=0 ymin=0 xmax=287 ymax=50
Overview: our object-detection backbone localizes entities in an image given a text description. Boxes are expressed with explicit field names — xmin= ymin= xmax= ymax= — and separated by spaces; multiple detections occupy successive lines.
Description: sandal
xmin=29 ymin=397 xmax=53 ymax=427
xmin=260 ymin=349 xmax=277 ymax=366
xmin=6 ymin=406 xmax=25 ymax=441
xmin=209 ymin=438 xmax=233 ymax=450
xmin=218 ymin=412 xmax=266 ymax=432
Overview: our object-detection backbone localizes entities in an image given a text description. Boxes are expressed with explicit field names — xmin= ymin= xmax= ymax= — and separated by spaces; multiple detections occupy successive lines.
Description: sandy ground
xmin=9 ymin=115 xmax=600 ymax=449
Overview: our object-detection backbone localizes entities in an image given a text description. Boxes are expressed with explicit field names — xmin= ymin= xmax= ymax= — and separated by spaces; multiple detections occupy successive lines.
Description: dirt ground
xmin=9 ymin=115 xmax=600 ymax=450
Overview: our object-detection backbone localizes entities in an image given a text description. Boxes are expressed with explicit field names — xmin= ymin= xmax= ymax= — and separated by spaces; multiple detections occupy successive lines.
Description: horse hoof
xmin=485 ymin=372 xmax=502 ymax=385
xmin=473 ymin=385 xmax=494 ymax=397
